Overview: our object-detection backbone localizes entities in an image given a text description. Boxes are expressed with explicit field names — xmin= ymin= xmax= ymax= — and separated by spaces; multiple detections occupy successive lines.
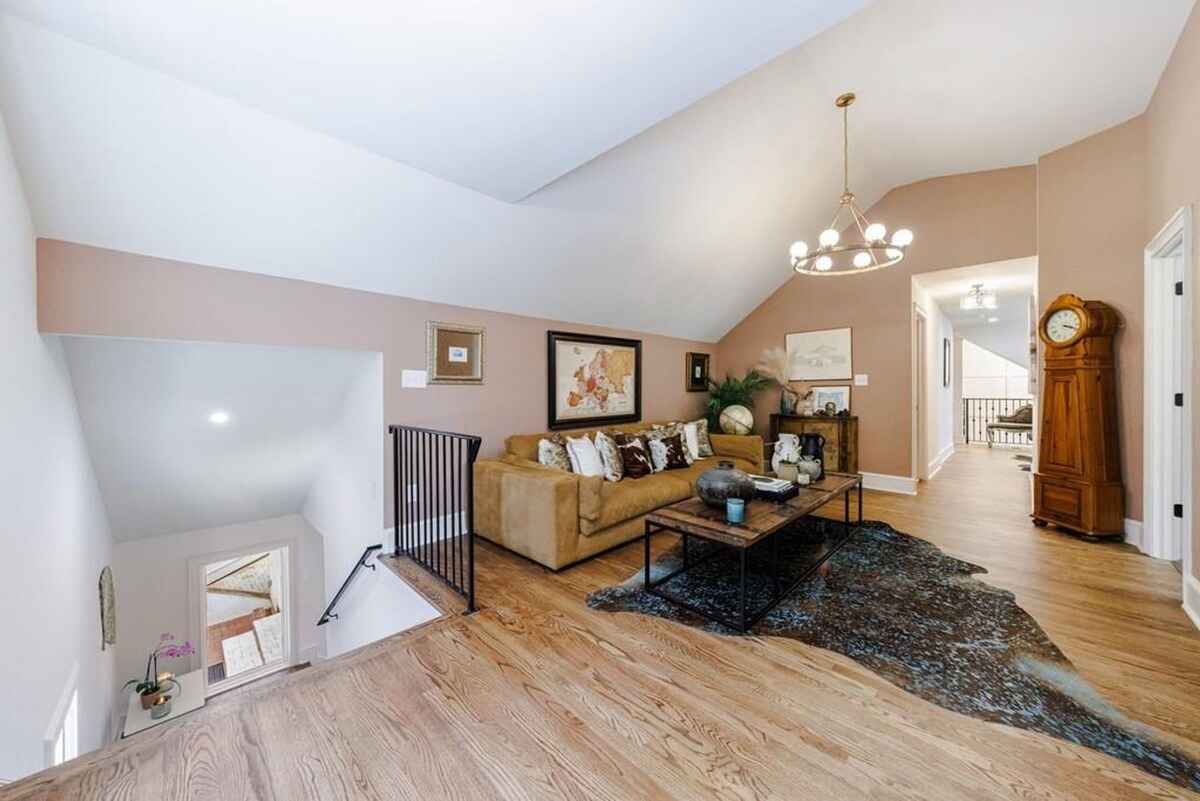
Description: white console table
xmin=122 ymin=668 xmax=206 ymax=738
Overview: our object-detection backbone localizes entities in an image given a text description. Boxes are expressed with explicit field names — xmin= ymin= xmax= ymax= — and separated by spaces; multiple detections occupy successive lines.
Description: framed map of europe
xmin=547 ymin=331 xmax=642 ymax=430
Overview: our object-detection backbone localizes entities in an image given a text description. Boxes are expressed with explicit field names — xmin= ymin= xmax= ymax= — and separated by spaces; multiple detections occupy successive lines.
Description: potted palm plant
xmin=125 ymin=633 xmax=194 ymax=709
xmin=706 ymin=369 xmax=772 ymax=433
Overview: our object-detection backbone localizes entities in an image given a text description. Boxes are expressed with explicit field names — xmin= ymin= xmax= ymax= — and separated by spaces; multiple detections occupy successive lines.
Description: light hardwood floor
xmin=6 ymin=446 xmax=1200 ymax=800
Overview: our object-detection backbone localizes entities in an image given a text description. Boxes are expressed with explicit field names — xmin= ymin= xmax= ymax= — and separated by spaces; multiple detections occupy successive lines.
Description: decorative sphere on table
xmin=718 ymin=404 xmax=754 ymax=435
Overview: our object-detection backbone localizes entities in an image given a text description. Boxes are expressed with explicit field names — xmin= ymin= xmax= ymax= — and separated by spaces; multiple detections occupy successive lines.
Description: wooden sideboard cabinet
xmin=768 ymin=414 xmax=859 ymax=474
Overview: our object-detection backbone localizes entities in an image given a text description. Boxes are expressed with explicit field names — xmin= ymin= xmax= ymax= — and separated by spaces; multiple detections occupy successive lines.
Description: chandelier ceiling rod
xmin=789 ymin=92 xmax=914 ymax=277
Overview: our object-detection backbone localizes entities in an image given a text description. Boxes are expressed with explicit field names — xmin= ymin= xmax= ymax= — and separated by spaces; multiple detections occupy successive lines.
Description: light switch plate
xmin=854 ymin=374 xmax=869 ymax=386
xmin=401 ymin=369 xmax=428 ymax=389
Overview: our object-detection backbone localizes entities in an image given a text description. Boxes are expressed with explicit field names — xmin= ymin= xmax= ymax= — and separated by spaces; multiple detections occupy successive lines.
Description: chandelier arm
xmin=826 ymin=202 xmax=846 ymax=237
xmin=848 ymin=200 xmax=880 ymax=266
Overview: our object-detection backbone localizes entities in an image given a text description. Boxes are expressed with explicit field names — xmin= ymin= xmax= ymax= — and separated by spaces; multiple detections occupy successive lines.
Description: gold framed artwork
xmin=427 ymin=321 xmax=484 ymax=384
xmin=685 ymin=352 xmax=710 ymax=392
xmin=547 ymin=331 xmax=642 ymax=430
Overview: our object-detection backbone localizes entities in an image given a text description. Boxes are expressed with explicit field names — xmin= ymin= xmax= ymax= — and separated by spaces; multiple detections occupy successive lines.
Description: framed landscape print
xmin=785 ymin=327 xmax=852 ymax=381
xmin=427 ymin=321 xmax=484 ymax=384
xmin=685 ymin=352 xmax=710 ymax=392
xmin=811 ymin=385 xmax=851 ymax=415
xmin=547 ymin=331 xmax=642 ymax=430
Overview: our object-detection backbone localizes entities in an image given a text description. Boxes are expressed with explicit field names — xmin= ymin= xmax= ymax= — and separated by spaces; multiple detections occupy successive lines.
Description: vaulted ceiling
xmin=0 ymin=1 xmax=1193 ymax=341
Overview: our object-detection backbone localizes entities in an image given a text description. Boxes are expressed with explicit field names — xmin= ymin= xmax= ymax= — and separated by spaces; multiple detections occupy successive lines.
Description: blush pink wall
xmin=37 ymin=239 xmax=714 ymax=523
xmin=1037 ymin=116 xmax=1147 ymax=521
xmin=716 ymin=167 xmax=1038 ymax=479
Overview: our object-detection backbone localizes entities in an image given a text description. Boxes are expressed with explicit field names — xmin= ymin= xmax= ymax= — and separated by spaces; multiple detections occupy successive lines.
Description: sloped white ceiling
xmin=0 ymin=0 xmax=867 ymax=202
xmin=59 ymin=337 xmax=377 ymax=542
xmin=0 ymin=2 xmax=1193 ymax=342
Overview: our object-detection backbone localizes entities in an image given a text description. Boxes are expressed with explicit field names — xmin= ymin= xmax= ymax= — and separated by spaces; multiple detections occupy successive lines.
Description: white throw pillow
xmin=566 ymin=435 xmax=605 ymax=478
xmin=682 ymin=422 xmax=701 ymax=461
xmin=648 ymin=439 xmax=669 ymax=472
xmin=593 ymin=431 xmax=624 ymax=482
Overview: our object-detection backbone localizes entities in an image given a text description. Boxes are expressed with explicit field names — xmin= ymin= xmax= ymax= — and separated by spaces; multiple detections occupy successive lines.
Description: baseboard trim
xmin=1123 ymin=518 xmax=1143 ymax=552
xmin=1183 ymin=574 xmax=1200 ymax=632
xmin=860 ymin=472 xmax=918 ymax=496
xmin=926 ymin=443 xmax=955 ymax=480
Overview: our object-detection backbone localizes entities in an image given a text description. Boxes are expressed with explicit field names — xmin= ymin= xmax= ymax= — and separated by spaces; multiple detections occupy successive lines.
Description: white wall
xmin=0 ymin=109 xmax=114 ymax=780
xmin=914 ymin=284 xmax=957 ymax=478
xmin=111 ymin=514 xmax=326 ymax=696
xmin=302 ymin=355 xmax=438 ymax=658
xmin=955 ymin=310 xmax=1031 ymax=368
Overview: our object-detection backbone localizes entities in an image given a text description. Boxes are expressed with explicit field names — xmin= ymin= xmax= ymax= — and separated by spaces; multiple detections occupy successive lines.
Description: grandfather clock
xmin=1032 ymin=293 xmax=1124 ymax=538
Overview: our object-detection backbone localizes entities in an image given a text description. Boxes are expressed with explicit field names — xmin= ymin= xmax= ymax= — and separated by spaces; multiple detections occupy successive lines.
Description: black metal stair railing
xmin=389 ymin=425 xmax=482 ymax=613
xmin=962 ymin=397 xmax=1033 ymax=446
xmin=317 ymin=543 xmax=381 ymax=626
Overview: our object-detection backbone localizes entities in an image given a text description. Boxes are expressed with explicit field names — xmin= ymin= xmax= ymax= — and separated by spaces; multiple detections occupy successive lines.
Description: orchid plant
xmin=125 ymin=633 xmax=195 ymax=698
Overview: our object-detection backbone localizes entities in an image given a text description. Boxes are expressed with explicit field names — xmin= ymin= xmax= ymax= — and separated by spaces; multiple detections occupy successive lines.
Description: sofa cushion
xmin=617 ymin=438 xmax=652 ymax=479
xmin=580 ymin=472 xmax=693 ymax=535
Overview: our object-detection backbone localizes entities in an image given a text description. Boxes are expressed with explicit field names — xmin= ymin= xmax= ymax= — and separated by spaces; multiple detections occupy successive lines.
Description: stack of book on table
xmin=750 ymin=474 xmax=799 ymax=502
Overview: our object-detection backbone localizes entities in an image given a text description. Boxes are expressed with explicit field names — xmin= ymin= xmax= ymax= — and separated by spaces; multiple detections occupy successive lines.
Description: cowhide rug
xmin=586 ymin=517 xmax=1200 ymax=791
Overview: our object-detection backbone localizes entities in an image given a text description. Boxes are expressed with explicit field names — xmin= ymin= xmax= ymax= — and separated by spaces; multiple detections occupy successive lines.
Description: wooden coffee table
xmin=643 ymin=473 xmax=862 ymax=632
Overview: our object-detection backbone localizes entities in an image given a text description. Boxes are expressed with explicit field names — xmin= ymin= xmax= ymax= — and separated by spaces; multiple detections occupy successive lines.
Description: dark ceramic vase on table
xmin=798 ymin=433 xmax=826 ymax=481
xmin=696 ymin=461 xmax=756 ymax=508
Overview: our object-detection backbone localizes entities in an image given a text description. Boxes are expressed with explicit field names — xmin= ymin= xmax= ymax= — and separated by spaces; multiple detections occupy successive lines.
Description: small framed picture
xmin=685 ymin=352 xmax=711 ymax=392
xmin=811 ymin=385 xmax=851 ymax=415
xmin=427 ymin=321 xmax=484 ymax=384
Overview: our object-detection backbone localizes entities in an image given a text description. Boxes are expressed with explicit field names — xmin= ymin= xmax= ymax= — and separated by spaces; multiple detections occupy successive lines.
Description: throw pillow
xmin=618 ymin=439 xmax=652 ymax=479
xmin=565 ymin=434 xmax=605 ymax=478
xmin=536 ymin=436 xmax=572 ymax=472
xmin=689 ymin=418 xmax=714 ymax=457
xmin=682 ymin=422 xmax=701 ymax=461
xmin=646 ymin=423 xmax=693 ymax=464
xmin=594 ymin=431 xmax=624 ymax=483
xmin=649 ymin=434 xmax=689 ymax=472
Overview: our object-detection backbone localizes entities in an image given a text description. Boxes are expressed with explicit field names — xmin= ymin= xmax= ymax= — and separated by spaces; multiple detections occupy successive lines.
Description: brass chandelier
xmin=790 ymin=93 xmax=913 ymax=276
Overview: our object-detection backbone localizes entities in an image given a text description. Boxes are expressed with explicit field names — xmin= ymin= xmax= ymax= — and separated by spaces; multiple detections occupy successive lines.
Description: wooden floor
xmin=7 ymin=446 xmax=1200 ymax=800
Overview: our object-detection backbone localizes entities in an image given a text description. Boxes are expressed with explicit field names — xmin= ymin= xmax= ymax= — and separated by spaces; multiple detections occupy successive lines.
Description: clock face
xmin=1045 ymin=308 xmax=1083 ymax=343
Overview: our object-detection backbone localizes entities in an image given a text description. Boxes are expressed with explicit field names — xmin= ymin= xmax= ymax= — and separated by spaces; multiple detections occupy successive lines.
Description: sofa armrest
xmin=710 ymin=434 xmax=764 ymax=473
xmin=473 ymin=457 xmax=582 ymax=569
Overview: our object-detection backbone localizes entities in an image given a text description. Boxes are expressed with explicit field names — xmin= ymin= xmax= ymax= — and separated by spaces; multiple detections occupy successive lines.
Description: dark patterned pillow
xmin=644 ymin=423 xmax=693 ymax=464
xmin=649 ymin=433 xmax=690 ymax=471
xmin=617 ymin=439 xmax=652 ymax=479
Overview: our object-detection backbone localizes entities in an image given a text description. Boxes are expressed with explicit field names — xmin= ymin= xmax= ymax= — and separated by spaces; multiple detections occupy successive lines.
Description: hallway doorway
xmin=912 ymin=257 xmax=1037 ymax=484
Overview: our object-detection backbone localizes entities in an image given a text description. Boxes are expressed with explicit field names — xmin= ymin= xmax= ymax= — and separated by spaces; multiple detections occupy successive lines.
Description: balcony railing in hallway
xmin=963 ymin=397 xmax=1033 ymax=447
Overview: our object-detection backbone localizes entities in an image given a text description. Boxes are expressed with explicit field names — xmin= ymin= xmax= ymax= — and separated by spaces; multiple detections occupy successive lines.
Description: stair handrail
xmin=317 ymin=543 xmax=382 ymax=625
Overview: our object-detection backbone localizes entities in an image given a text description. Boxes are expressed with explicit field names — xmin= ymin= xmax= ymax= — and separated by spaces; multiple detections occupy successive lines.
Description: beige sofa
xmin=474 ymin=421 xmax=763 ymax=570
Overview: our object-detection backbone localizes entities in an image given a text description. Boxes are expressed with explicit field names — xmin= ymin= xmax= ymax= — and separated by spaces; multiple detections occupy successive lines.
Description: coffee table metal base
xmin=643 ymin=481 xmax=862 ymax=633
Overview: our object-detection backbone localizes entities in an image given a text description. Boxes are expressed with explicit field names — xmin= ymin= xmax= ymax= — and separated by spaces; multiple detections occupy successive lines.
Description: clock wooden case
xmin=1032 ymin=293 xmax=1124 ymax=538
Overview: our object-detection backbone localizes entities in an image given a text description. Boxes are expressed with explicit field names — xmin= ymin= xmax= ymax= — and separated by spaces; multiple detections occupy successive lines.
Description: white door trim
xmin=187 ymin=539 xmax=298 ymax=698
xmin=912 ymin=303 xmax=929 ymax=482
xmin=1142 ymin=205 xmax=1192 ymax=569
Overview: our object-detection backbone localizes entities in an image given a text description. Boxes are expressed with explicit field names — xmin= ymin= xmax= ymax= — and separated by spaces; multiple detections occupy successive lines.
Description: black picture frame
xmin=547 ymin=331 xmax=642 ymax=430
xmin=685 ymin=352 xmax=710 ymax=392
xmin=942 ymin=337 xmax=951 ymax=387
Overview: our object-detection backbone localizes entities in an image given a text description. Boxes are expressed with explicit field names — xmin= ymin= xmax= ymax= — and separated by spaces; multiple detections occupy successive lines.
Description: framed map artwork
xmin=547 ymin=331 xmax=642 ymax=430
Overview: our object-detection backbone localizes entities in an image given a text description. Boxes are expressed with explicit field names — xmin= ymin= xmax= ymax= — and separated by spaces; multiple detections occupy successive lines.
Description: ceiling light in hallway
xmin=961 ymin=283 xmax=998 ymax=310
xmin=208 ymin=410 xmax=231 ymax=425
xmin=790 ymin=92 xmax=913 ymax=277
